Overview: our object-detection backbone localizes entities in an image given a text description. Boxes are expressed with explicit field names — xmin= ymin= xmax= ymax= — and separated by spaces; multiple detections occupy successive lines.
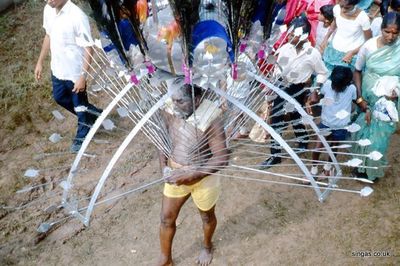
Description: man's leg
xmin=71 ymin=90 xmax=92 ymax=141
xmin=158 ymin=194 xmax=190 ymax=266
xmin=51 ymin=75 xmax=75 ymax=114
xmin=260 ymin=96 xmax=283 ymax=168
xmin=87 ymin=104 xmax=103 ymax=125
xmin=196 ymin=206 xmax=216 ymax=266
xmin=292 ymin=85 xmax=308 ymax=149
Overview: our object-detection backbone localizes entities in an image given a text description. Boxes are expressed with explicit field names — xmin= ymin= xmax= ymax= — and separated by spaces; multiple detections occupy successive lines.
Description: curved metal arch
xmin=62 ymin=82 xmax=135 ymax=205
xmin=71 ymin=76 xmax=340 ymax=225
xmin=211 ymin=87 xmax=325 ymax=200
xmin=82 ymin=93 xmax=171 ymax=226
xmin=248 ymin=72 xmax=342 ymax=198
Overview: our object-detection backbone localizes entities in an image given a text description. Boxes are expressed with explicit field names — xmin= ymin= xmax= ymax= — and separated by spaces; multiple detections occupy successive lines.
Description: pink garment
xmin=306 ymin=0 xmax=335 ymax=46
xmin=284 ymin=0 xmax=308 ymax=25
xmin=277 ymin=0 xmax=334 ymax=48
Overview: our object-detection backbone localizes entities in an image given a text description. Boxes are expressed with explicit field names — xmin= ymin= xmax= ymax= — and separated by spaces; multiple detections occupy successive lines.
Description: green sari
xmin=352 ymin=40 xmax=400 ymax=180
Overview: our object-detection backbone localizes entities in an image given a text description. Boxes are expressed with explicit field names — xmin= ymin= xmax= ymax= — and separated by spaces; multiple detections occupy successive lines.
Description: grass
xmin=0 ymin=0 xmax=52 ymax=151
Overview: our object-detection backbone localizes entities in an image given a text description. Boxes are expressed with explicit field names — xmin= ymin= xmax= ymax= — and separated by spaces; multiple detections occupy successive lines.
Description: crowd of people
xmin=34 ymin=1 xmax=400 ymax=266
xmin=259 ymin=0 xmax=400 ymax=183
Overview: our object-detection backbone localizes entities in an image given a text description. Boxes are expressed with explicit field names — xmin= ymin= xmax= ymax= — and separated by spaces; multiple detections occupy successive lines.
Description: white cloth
xmin=371 ymin=17 xmax=382 ymax=37
xmin=354 ymin=36 xmax=379 ymax=71
xmin=320 ymin=80 xmax=357 ymax=128
xmin=331 ymin=4 xmax=371 ymax=52
xmin=186 ymin=99 xmax=222 ymax=132
xmin=163 ymin=98 xmax=222 ymax=132
xmin=315 ymin=21 xmax=330 ymax=51
xmin=373 ymin=97 xmax=399 ymax=122
xmin=371 ymin=76 xmax=400 ymax=97
xmin=274 ymin=42 xmax=328 ymax=84
xmin=43 ymin=0 xmax=93 ymax=82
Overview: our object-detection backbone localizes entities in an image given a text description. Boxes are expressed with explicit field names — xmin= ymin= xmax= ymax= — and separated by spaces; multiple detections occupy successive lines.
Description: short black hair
xmin=381 ymin=11 xmax=400 ymax=30
xmin=320 ymin=4 xmax=334 ymax=22
xmin=289 ymin=14 xmax=312 ymax=34
xmin=343 ymin=0 xmax=361 ymax=6
xmin=180 ymin=84 xmax=204 ymax=99
xmin=380 ymin=0 xmax=400 ymax=16
xmin=391 ymin=0 xmax=400 ymax=11
xmin=330 ymin=66 xmax=353 ymax=93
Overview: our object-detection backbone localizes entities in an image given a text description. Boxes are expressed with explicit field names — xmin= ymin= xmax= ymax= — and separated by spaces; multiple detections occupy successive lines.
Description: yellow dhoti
xmin=163 ymin=160 xmax=221 ymax=211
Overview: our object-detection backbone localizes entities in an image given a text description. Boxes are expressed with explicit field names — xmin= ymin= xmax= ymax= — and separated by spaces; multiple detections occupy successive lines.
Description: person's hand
xmin=72 ymin=76 xmax=86 ymax=93
xmin=359 ymin=100 xmax=368 ymax=112
xmin=162 ymin=166 xmax=173 ymax=180
xmin=220 ymin=98 xmax=228 ymax=111
xmin=34 ymin=62 xmax=43 ymax=82
xmin=365 ymin=109 xmax=371 ymax=125
xmin=165 ymin=166 xmax=199 ymax=186
xmin=342 ymin=51 xmax=354 ymax=64
xmin=319 ymin=40 xmax=328 ymax=54
xmin=305 ymin=98 xmax=314 ymax=115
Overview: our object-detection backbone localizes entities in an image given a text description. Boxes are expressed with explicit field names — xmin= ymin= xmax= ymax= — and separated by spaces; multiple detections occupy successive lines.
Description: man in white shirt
xmin=261 ymin=16 xmax=328 ymax=168
xmin=34 ymin=0 xmax=101 ymax=153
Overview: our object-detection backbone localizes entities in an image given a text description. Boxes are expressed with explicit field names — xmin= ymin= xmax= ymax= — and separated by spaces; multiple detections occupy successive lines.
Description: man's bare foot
xmin=196 ymin=246 xmax=213 ymax=266
xmin=157 ymin=254 xmax=173 ymax=266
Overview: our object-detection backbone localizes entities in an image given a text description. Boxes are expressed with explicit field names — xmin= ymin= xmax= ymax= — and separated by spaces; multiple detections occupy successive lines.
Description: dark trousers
xmin=270 ymin=83 xmax=308 ymax=155
xmin=51 ymin=75 xmax=101 ymax=141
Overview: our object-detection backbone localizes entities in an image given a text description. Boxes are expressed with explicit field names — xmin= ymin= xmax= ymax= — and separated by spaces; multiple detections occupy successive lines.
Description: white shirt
xmin=43 ymin=0 xmax=93 ymax=82
xmin=371 ymin=17 xmax=382 ymax=37
xmin=321 ymin=80 xmax=357 ymax=128
xmin=275 ymin=42 xmax=328 ymax=84
xmin=332 ymin=4 xmax=371 ymax=52
xmin=354 ymin=36 xmax=379 ymax=71
xmin=315 ymin=21 xmax=330 ymax=51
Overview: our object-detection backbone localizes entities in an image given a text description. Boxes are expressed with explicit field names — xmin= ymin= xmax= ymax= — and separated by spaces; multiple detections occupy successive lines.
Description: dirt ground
xmin=0 ymin=1 xmax=399 ymax=266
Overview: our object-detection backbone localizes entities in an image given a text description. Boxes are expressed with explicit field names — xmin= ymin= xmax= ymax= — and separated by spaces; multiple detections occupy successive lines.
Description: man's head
xmin=47 ymin=0 xmax=68 ymax=10
xmin=287 ymin=15 xmax=311 ymax=45
xmin=390 ymin=0 xmax=400 ymax=12
xmin=171 ymin=84 xmax=204 ymax=119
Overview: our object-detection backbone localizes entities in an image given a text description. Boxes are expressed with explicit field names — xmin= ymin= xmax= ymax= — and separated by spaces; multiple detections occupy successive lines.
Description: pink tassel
xmin=232 ymin=63 xmax=238 ymax=80
xmin=182 ymin=63 xmax=192 ymax=84
xmin=257 ymin=44 xmax=266 ymax=60
xmin=239 ymin=42 xmax=247 ymax=53
xmin=145 ymin=60 xmax=155 ymax=74
xmin=130 ymin=74 xmax=139 ymax=85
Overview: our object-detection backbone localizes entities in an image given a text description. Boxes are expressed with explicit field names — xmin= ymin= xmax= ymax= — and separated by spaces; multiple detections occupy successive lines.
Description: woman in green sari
xmin=352 ymin=12 xmax=400 ymax=180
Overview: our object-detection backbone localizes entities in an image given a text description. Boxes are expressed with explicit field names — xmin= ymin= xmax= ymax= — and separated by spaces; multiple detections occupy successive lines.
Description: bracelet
xmin=356 ymin=97 xmax=364 ymax=104
xmin=81 ymin=71 xmax=88 ymax=79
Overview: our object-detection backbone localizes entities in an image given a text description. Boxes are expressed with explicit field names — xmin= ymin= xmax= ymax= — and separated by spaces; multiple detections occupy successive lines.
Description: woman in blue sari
xmin=352 ymin=12 xmax=400 ymax=180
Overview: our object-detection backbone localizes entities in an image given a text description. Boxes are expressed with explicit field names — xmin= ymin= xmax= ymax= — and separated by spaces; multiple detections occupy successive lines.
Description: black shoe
xmin=260 ymin=156 xmax=281 ymax=169
xmin=351 ymin=169 xmax=368 ymax=179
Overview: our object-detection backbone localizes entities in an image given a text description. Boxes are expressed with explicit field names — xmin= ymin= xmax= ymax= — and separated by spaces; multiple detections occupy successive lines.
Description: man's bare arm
xmin=35 ymin=34 xmax=50 ymax=82
xmin=353 ymin=69 xmax=363 ymax=98
xmin=196 ymin=118 xmax=229 ymax=175
xmin=73 ymin=46 xmax=93 ymax=93
xmin=167 ymin=118 xmax=229 ymax=186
